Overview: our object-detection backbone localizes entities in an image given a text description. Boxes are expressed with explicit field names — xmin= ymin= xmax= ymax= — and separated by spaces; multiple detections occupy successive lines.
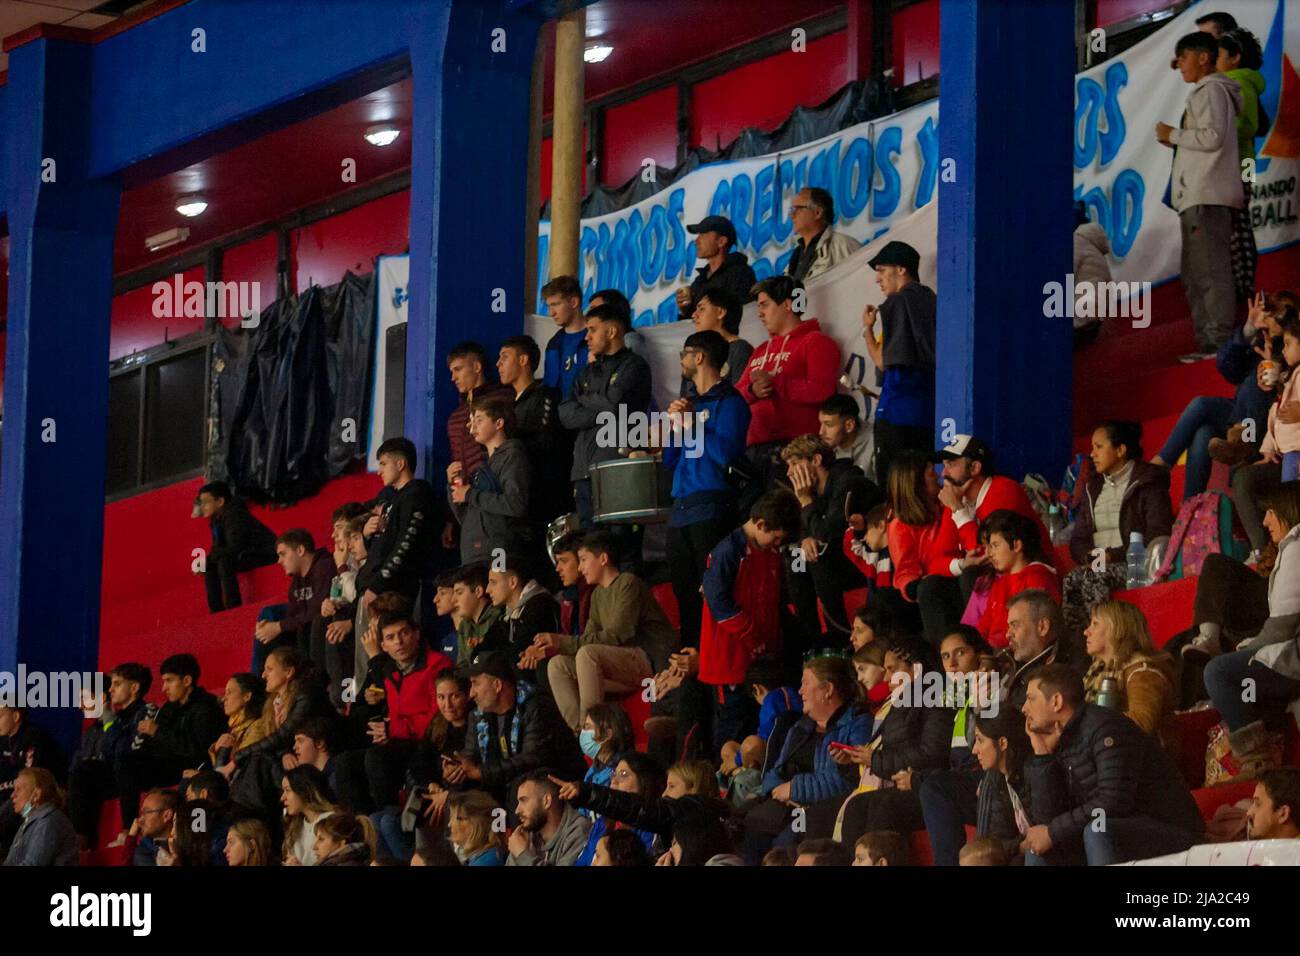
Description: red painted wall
xmin=221 ymin=231 xmax=280 ymax=329
xmin=690 ymin=31 xmax=848 ymax=150
xmin=892 ymin=0 xmax=939 ymax=88
xmin=292 ymin=188 xmax=410 ymax=293
xmin=603 ymin=85 xmax=678 ymax=187
xmin=109 ymin=265 xmax=206 ymax=362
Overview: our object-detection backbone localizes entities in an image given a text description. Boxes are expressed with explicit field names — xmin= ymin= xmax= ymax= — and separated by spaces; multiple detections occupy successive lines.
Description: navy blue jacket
xmin=71 ymin=699 xmax=148 ymax=771
xmin=1217 ymin=325 xmax=1277 ymax=429
xmin=663 ymin=380 xmax=750 ymax=526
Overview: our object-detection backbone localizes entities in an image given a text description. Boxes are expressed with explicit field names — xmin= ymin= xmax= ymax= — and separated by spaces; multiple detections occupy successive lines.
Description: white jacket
xmin=1168 ymin=72 xmax=1244 ymax=212
xmin=802 ymin=228 xmax=862 ymax=284
xmin=1072 ymin=223 xmax=1112 ymax=329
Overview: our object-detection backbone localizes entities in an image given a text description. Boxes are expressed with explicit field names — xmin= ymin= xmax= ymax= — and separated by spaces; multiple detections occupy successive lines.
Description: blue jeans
xmin=371 ymin=807 xmax=415 ymax=863
xmin=919 ymin=769 xmax=983 ymax=866
xmin=1284 ymin=451 xmax=1300 ymax=483
xmin=1025 ymin=817 xmax=1197 ymax=865
xmin=1157 ymin=396 xmax=1235 ymax=500
xmin=251 ymin=604 xmax=293 ymax=674
xmin=1203 ymin=647 xmax=1300 ymax=731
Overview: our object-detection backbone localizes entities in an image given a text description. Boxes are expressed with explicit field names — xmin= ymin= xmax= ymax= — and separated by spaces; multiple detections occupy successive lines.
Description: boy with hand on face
xmin=453 ymin=561 xmax=508 ymax=663
xmin=252 ymin=529 xmax=335 ymax=673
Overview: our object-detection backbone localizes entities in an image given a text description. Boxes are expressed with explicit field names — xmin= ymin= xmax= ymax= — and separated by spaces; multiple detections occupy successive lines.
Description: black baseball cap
xmin=466 ymin=651 xmax=516 ymax=682
xmin=687 ymin=215 xmax=738 ymax=246
xmin=867 ymin=240 xmax=921 ymax=276
xmin=936 ymin=434 xmax=995 ymax=471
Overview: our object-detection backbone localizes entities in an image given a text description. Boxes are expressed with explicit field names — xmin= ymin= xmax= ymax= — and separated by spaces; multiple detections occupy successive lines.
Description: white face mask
xmin=451 ymin=842 xmax=468 ymax=864
xmin=19 ymin=799 xmax=34 ymax=820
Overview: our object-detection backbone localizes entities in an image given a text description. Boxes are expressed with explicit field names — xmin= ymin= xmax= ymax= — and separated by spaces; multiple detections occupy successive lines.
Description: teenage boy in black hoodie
xmin=358 ymin=437 xmax=439 ymax=613
xmin=449 ymin=394 xmax=536 ymax=565
xmin=252 ymin=529 xmax=335 ymax=673
xmin=196 ymin=480 xmax=279 ymax=613
xmin=120 ymin=654 xmax=225 ymax=832
xmin=67 ymin=662 xmax=151 ymax=849
xmin=782 ymin=434 xmax=883 ymax=646
xmin=487 ymin=552 xmax=560 ymax=683
xmin=498 ymin=334 xmax=572 ymax=541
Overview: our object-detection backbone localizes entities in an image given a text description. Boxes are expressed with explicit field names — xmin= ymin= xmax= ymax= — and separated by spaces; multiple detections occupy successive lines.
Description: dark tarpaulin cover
xmin=544 ymin=76 xmax=896 ymax=221
xmin=209 ymin=271 xmax=376 ymax=504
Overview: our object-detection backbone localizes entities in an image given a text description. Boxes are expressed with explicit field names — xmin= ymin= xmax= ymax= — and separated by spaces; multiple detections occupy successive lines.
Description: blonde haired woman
xmin=1083 ymin=600 xmax=1178 ymax=756
xmin=446 ymin=791 xmax=506 ymax=866
xmin=224 ymin=819 xmax=274 ymax=866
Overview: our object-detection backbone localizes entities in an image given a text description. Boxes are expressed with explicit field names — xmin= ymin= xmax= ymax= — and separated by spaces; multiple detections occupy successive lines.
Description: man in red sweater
xmin=363 ymin=602 xmax=454 ymax=810
xmin=913 ymin=435 xmax=1055 ymax=646
xmin=736 ymin=276 xmax=841 ymax=498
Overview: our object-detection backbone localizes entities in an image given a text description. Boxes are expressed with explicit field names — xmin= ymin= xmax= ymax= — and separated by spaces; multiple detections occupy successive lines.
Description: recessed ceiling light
xmin=364 ymin=124 xmax=401 ymax=147
xmin=176 ymin=199 xmax=208 ymax=218
xmin=584 ymin=43 xmax=613 ymax=64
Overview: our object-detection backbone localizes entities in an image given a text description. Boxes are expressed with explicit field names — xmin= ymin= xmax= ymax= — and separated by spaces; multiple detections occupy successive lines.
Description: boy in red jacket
xmin=697 ymin=489 xmax=803 ymax=755
xmin=736 ymin=276 xmax=841 ymax=491
xmin=975 ymin=510 xmax=1061 ymax=648
xmin=364 ymin=602 xmax=454 ymax=810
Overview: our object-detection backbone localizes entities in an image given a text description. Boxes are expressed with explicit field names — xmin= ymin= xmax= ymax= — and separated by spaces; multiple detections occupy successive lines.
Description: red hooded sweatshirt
xmin=928 ymin=476 xmax=1056 ymax=577
xmin=736 ymin=318 xmax=841 ymax=447
xmin=978 ymin=562 xmax=1061 ymax=648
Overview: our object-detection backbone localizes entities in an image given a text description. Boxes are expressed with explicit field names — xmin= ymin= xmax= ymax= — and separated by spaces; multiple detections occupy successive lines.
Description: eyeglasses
xmin=679 ymin=348 xmax=702 ymax=359
xmin=791 ymin=203 xmax=813 ymax=212
xmin=612 ymin=768 xmax=635 ymax=781
xmin=803 ymin=647 xmax=850 ymax=663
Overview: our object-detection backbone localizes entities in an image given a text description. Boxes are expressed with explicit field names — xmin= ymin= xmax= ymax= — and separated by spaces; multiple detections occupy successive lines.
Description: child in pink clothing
xmin=1259 ymin=318 xmax=1300 ymax=481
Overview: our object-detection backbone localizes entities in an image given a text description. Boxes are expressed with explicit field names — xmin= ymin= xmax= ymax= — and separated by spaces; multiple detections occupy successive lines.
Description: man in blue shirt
xmin=542 ymin=274 xmax=589 ymax=399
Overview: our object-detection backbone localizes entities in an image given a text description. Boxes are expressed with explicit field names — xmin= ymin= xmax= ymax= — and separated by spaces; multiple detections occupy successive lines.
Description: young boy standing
xmin=1156 ymin=30 xmax=1244 ymax=357
xmin=449 ymin=395 xmax=535 ymax=564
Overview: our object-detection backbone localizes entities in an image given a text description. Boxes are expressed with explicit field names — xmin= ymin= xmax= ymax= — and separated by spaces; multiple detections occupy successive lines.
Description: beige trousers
xmin=549 ymin=644 xmax=652 ymax=731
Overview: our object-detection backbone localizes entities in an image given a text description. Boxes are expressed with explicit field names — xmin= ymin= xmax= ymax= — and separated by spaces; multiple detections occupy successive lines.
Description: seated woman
xmin=884 ymin=450 xmax=954 ymax=642
xmin=737 ymin=656 xmax=872 ymax=866
xmin=591 ymin=829 xmax=652 ymax=867
xmin=571 ymin=752 xmax=666 ymax=866
xmin=208 ymin=672 xmax=267 ymax=769
xmin=1182 ymin=481 xmax=1300 ymax=665
xmin=1063 ymin=421 xmax=1172 ymax=635
xmin=446 ymin=791 xmax=507 ymax=866
xmin=225 ymin=648 xmax=333 ymax=820
xmin=578 ymin=703 xmax=636 ymax=792
xmin=1083 ymin=600 xmax=1178 ymax=756
xmin=1204 ymin=488 xmax=1300 ymax=778
xmin=371 ymin=667 xmax=469 ymax=863
xmin=812 ymin=636 xmax=956 ymax=846
xmin=1151 ymin=294 xmax=1288 ymax=500
xmin=224 ymin=819 xmax=274 ymax=866
xmin=969 ymin=708 xmax=1033 ymax=864
xmin=281 ymin=765 xmax=337 ymax=866
xmin=654 ymin=803 xmax=737 ymax=866
xmin=314 ymin=812 xmax=375 ymax=866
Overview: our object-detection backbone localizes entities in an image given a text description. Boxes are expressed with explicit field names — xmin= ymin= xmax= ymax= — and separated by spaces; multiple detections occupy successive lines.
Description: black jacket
xmin=209 ymin=497 xmax=278 ymax=565
xmin=461 ymin=689 xmax=587 ymax=797
xmin=514 ymin=380 xmax=573 ymax=526
xmin=148 ymin=687 xmax=226 ymax=768
xmin=558 ymin=347 xmax=653 ymax=482
xmin=234 ymin=686 xmax=334 ymax=768
xmin=452 ymin=438 xmax=534 ymax=563
xmin=1024 ymin=703 xmax=1204 ymax=849
xmin=869 ymin=699 xmax=953 ymax=781
xmin=975 ymin=767 xmax=1032 ymax=850
xmin=804 ymin=458 xmax=883 ymax=579
xmin=682 ymin=252 xmax=758 ymax=320
xmin=1004 ymin=634 xmax=1088 ymax=711
xmin=72 ymin=699 xmax=148 ymax=770
xmin=571 ymin=783 xmax=731 ymax=840
xmin=358 ymin=478 xmax=438 ymax=598
xmin=0 ymin=722 xmax=68 ymax=792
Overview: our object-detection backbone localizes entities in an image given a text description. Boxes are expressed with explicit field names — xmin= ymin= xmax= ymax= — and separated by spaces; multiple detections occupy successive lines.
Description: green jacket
xmin=1226 ymin=67 xmax=1266 ymax=161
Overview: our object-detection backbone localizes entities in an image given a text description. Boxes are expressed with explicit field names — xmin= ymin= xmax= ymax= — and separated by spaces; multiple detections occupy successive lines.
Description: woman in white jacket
xmin=1202 ymin=482 xmax=1300 ymax=777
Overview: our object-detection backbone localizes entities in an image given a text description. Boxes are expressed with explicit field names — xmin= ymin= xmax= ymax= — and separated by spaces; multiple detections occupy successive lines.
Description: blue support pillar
xmin=405 ymin=1 xmax=544 ymax=482
xmin=936 ymin=0 xmax=1075 ymax=480
xmin=0 ymin=39 xmax=121 ymax=752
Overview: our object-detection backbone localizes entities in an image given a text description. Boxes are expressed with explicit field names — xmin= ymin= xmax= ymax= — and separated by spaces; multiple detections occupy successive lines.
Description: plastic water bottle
xmin=1125 ymin=532 xmax=1148 ymax=589
xmin=1046 ymin=505 xmax=1067 ymax=545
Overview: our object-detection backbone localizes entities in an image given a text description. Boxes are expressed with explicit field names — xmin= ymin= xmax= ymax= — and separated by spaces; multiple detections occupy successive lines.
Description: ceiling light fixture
xmin=583 ymin=43 xmax=613 ymax=64
xmin=176 ymin=198 xmax=208 ymax=218
xmin=364 ymin=124 xmax=401 ymax=147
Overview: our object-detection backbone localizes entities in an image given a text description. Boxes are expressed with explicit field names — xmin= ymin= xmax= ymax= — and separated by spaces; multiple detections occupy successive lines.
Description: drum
xmin=589 ymin=456 xmax=673 ymax=525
